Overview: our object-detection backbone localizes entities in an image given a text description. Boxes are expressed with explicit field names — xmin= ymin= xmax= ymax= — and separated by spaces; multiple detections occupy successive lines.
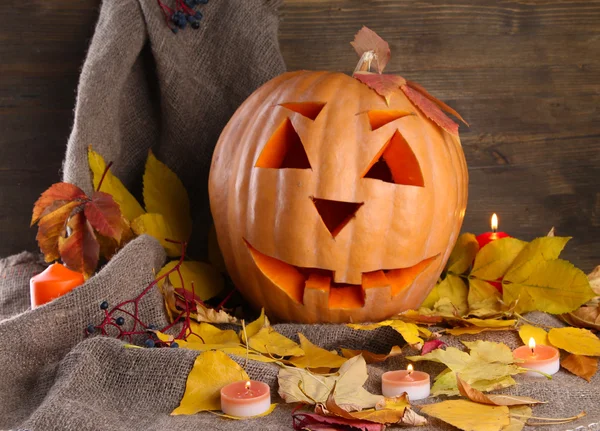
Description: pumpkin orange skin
xmin=209 ymin=71 xmax=468 ymax=323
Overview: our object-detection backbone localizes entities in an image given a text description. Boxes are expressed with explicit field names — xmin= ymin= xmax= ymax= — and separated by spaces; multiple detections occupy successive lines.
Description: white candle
xmin=220 ymin=380 xmax=271 ymax=417
xmin=382 ymin=364 xmax=431 ymax=401
xmin=513 ymin=337 xmax=560 ymax=377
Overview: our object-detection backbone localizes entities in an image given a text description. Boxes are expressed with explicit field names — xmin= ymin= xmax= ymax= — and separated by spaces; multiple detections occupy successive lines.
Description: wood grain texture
xmin=0 ymin=0 xmax=598 ymax=271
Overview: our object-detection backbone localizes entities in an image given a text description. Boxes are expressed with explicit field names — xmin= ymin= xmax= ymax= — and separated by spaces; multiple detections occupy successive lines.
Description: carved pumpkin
xmin=209 ymin=31 xmax=468 ymax=323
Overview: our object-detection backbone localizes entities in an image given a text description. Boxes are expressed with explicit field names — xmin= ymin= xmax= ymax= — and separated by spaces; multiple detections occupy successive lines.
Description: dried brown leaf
xmin=353 ymin=72 xmax=406 ymax=105
xmin=350 ymin=26 xmax=391 ymax=73
xmin=58 ymin=211 xmax=100 ymax=279
xmin=340 ymin=346 xmax=403 ymax=364
xmin=561 ymin=354 xmax=598 ymax=382
xmin=456 ymin=375 xmax=543 ymax=406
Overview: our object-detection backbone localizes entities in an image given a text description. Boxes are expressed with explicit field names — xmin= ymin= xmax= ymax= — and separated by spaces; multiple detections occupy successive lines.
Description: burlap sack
xmin=0 ymin=0 xmax=598 ymax=430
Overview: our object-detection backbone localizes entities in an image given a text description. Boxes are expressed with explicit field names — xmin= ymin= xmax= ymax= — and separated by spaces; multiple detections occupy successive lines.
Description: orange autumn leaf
xmin=341 ymin=346 xmax=403 ymax=364
xmin=350 ymin=26 xmax=391 ymax=74
xmin=401 ymin=84 xmax=460 ymax=136
xmin=561 ymin=354 xmax=598 ymax=382
xmin=84 ymin=191 xmax=123 ymax=242
xmin=58 ymin=211 xmax=100 ymax=279
xmin=456 ymin=375 xmax=543 ymax=406
xmin=31 ymin=182 xmax=86 ymax=226
xmin=36 ymin=200 xmax=82 ymax=262
xmin=353 ymin=72 xmax=406 ymax=105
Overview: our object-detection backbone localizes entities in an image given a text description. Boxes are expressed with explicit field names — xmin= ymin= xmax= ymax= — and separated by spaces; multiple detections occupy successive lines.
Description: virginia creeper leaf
xmin=401 ymin=84 xmax=459 ymax=136
xmin=422 ymin=340 xmax=446 ymax=355
xmin=171 ymin=350 xmax=249 ymax=415
xmin=58 ymin=211 xmax=99 ymax=279
xmin=88 ymin=147 xmax=145 ymax=222
xmin=471 ymin=238 xmax=527 ymax=281
xmin=84 ymin=191 xmax=123 ymax=242
xmin=350 ymin=26 xmax=391 ymax=73
xmin=36 ymin=200 xmax=81 ymax=262
xmin=97 ymin=215 xmax=134 ymax=260
xmin=157 ymin=260 xmax=223 ymax=301
xmin=517 ymin=325 xmax=548 ymax=346
xmin=448 ymin=233 xmax=479 ymax=275
xmin=548 ymin=327 xmax=600 ymax=356
xmin=561 ymin=354 xmax=598 ymax=382
xmin=143 ymin=150 xmax=192 ymax=244
xmin=420 ymin=400 xmax=510 ymax=431
xmin=31 ymin=182 xmax=86 ymax=226
xmin=292 ymin=412 xmax=384 ymax=431
xmin=353 ymin=72 xmax=406 ymax=105
xmin=406 ymin=80 xmax=469 ymax=126
xmin=131 ymin=213 xmax=181 ymax=256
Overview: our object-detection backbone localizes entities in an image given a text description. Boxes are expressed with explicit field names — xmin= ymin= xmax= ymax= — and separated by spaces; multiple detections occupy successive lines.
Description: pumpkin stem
xmin=353 ymin=50 xmax=377 ymax=75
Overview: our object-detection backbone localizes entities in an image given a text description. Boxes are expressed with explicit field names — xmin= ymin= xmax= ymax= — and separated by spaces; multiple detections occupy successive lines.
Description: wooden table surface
xmin=0 ymin=0 xmax=598 ymax=270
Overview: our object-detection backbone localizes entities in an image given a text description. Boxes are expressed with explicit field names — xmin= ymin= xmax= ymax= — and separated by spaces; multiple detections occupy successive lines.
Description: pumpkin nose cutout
xmin=311 ymin=197 xmax=364 ymax=238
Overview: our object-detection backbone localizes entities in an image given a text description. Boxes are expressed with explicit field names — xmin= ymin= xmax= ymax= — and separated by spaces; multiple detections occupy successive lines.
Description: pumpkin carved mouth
xmin=244 ymin=239 xmax=439 ymax=310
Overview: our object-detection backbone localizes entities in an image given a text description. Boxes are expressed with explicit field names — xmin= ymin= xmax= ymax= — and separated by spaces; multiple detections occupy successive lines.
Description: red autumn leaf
xmin=31 ymin=182 xmax=86 ymax=226
xmin=406 ymin=80 xmax=468 ymax=127
xmin=421 ymin=339 xmax=446 ymax=355
xmin=292 ymin=412 xmax=384 ymax=431
xmin=36 ymin=200 xmax=82 ymax=262
xmin=351 ymin=26 xmax=391 ymax=74
xmin=401 ymin=84 xmax=460 ymax=136
xmin=84 ymin=191 xmax=123 ymax=242
xmin=353 ymin=72 xmax=406 ymax=105
xmin=58 ymin=211 xmax=100 ymax=279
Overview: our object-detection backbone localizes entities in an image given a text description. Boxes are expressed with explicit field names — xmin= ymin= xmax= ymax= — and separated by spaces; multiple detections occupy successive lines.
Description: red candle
xmin=475 ymin=213 xmax=510 ymax=249
xmin=30 ymin=263 xmax=84 ymax=309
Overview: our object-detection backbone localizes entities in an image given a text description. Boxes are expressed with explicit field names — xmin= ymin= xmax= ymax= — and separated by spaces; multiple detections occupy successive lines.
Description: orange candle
xmin=30 ymin=263 xmax=84 ymax=309
xmin=381 ymin=364 xmax=430 ymax=400
xmin=220 ymin=380 xmax=271 ymax=417
xmin=513 ymin=337 xmax=560 ymax=377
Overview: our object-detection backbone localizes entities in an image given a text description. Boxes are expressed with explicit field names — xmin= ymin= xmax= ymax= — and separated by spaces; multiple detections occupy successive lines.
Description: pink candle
xmin=220 ymin=380 xmax=271 ymax=417
xmin=513 ymin=337 xmax=560 ymax=377
xmin=381 ymin=365 xmax=430 ymax=400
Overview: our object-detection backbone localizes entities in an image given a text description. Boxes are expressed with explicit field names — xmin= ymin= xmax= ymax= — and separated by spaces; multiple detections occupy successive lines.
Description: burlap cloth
xmin=0 ymin=0 xmax=598 ymax=430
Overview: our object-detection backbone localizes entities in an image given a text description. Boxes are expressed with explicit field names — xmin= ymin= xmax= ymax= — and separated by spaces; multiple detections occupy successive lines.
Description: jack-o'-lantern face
xmin=209 ymin=71 xmax=468 ymax=323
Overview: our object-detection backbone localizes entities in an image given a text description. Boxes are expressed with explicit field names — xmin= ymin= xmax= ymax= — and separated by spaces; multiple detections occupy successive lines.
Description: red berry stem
xmin=96 ymin=161 xmax=114 ymax=192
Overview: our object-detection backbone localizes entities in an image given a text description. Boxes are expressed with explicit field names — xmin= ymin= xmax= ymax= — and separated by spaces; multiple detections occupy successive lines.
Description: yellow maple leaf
xmin=143 ymin=150 xmax=192 ymax=244
xmin=88 ymin=147 xmax=145 ymax=222
xmin=157 ymin=260 xmax=223 ymax=301
xmin=548 ymin=327 xmax=600 ymax=356
xmin=171 ymin=350 xmax=248 ymax=415
xmin=517 ymin=325 xmax=548 ymax=346
xmin=421 ymin=400 xmax=510 ymax=431
xmin=287 ymin=334 xmax=347 ymax=370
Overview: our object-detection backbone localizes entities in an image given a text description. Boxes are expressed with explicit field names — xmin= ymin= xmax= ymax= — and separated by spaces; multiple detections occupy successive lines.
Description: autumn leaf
xmin=353 ymin=72 xmax=406 ymax=105
xmin=292 ymin=411 xmax=384 ymax=431
xmin=157 ymin=260 xmax=223 ymax=301
xmin=242 ymin=309 xmax=304 ymax=357
xmin=186 ymin=321 xmax=240 ymax=345
xmin=347 ymin=320 xmax=423 ymax=345
xmin=456 ymin=375 xmax=543 ymax=406
xmin=548 ymin=327 xmax=600 ymax=356
xmin=97 ymin=215 xmax=134 ymax=260
xmin=468 ymin=279 xmax=502 ymax=315
xmin=401 ymin=84 xmax=460 ymax=136
xmin=420 ymin=400 xmax=510 ymax=431
xmin=506 ymin=236 xmax=570 ymax=277
xmin=35 ymin=200 xmax=82 ymax=262
xmin=447 ymin=233 xmax=479 ymax=275
xmin=471 ymin=238 xmax=527 ymax=282
xmin=350 ymin=26 xmax=391 ymax=74
xmin=431 ymin=370 xmax=515 ymax=397
xmin=31 ymin=182 xmax=86 ymax=226
xmin=143 ymin=150 xmax=192 ymax=244
xmin=58 ymin=211 xmax=99 ymax=279
xmin=278 ymin=355 xmax=383 ymax=410
xmin=288 ymin=334 xmax=347 ymax=370
xmin=422 ymin=340 xmax=446 ymax=355
xmin=341 ymin=346 xmax=403 ymax=364
xmin=561 ymin=266 xmax=600 ymax=330
xmin=405 ymin=80 xmax=469 ymax=126
xmin=432 ymin=274 xmax=468 ymax=316
xmin=171 ymin=350 xmax=248 ymax=415
xmin=395 ymin=310 xmax=444 ymax=325
xmin=561 ymin=354 xmax=598 ymax=382
xmin=83 ymin=191 xmax=123 ymax=242
xmin=87 ymin=147 xmax=145 ymax=222
xmin=504 ymin=406 xmax=532 ymax=431
xmin=191 ymin=301 xmax=239 ymax=324
xmin=446 ymin=327 xmax=513 ymax=336
xmin=447 ymin=318 xmax=516 ymax=335
xmin=131 ymin=213 xmax=182 ymax=256
xmin=517 ymin=325 xmax=548 ymax=346
xmin=317 ymin=391 xmax=409 ymax=425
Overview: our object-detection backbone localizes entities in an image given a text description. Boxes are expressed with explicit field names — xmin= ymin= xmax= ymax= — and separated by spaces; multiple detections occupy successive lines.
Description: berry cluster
xmin=157 ymin=0 xmax=209 ymax=34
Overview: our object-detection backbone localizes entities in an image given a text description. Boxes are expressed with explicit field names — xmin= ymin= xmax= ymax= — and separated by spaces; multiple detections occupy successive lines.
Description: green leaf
xmin=88 ymin=147 xmax=145 ymax=222
xmin=504 ymin=259 xmax=594 ymax=314
xmin=448 ymin=233 xmax=479 ymax=275
xmin=143 ymin=151 xmax=192 ymax=244
xmin=433 ymin=274 xmax=468 ymax=316
xmin=157 ymin=260 xmax=224 ymax=301
xmin=471 ymin=238 xmax=527 ymax=281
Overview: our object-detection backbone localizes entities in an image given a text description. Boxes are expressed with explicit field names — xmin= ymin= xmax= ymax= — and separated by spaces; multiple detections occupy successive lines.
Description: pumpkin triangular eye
xmin=362 ymin=130 xmax=424 ymax=187
xmin=367 ymin=110 xmax=412 ymax=131
xmin=311 ymin=197 xmax=363 ymax=238
xmin=255 ymin=118 xmax=311 ymax=169
xmin=279 ymin=102 xmax=326 ymax=120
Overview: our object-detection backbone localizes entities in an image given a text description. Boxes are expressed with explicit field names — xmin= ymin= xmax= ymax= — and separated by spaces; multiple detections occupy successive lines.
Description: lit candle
xmin=475 ymin=213 xmax=511 ymax=250
xmin=30 ymin=263 xmax=85 ymax=309
xmin=381 ymin=364 xmax=431 ymax=401
xmin=513 ymin=337 xmax=560 ymax=377
xmin=220 ymin=380 xmax=271 ymax=417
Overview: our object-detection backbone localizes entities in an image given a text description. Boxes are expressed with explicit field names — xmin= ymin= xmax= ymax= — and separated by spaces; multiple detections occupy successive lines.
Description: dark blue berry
xmin=171 ymin=27 xmax=179 ymax=34
xmin=176 ymin=18 xmax=187 ymax=29
xmin=198 ymin=0 xmax=208 ymax=4
xmin=145 ymin=339 xmax=155 ymax=348
xmin=115 ymin=317 xmax=125 ymax=326
xmin=191 ymin=21 xmax=200 ymax=29
xmin=187 ymin=15 xmax=197 ymax=23
xmin=194 ymin=11 xmax=203 ymax=19
xmin=100 ymin=301 xmax=109 ymax=310
xmin=87 ymin=324 xmax=96 ymax=334
xmin=171 ymin=342 xmax=179 ymax=348
xmin=148 ymin=324 xmax=157 ymax=330
xmin=184 ymin=0 xmax=195 ymax=7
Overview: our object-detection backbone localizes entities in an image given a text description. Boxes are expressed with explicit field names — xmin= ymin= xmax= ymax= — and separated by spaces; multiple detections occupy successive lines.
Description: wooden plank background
xmin=0 ymin=0 xmax=598 ymax=271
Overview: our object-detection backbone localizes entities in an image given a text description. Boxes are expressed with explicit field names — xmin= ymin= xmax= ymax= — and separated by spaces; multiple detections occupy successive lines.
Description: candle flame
xmin=528 ymin=337 xmax=536 ymax=353
xmin=407 ymin=364 xmax=414 ymax=374
xmin=245 ymin=381 xmax=251 ymax=390
xmin=491 ymin=213 xmax=498 ymax=233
